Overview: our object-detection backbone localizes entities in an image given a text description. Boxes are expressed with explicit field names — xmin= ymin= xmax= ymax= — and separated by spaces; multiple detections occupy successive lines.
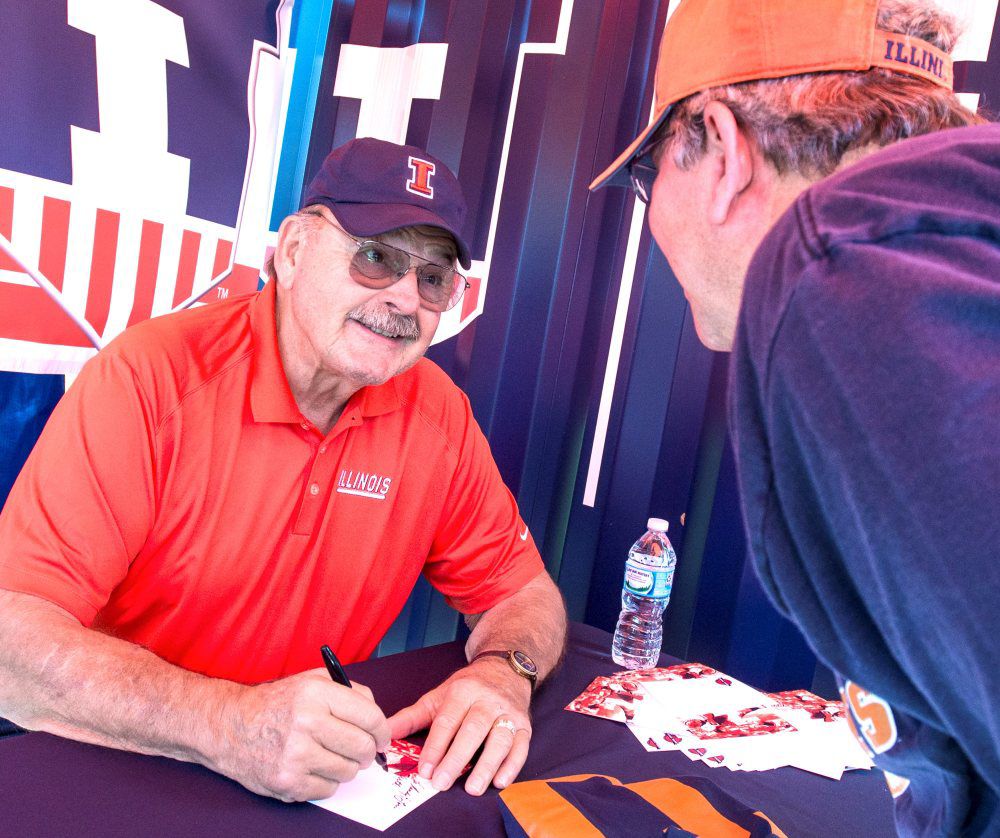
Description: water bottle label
xmin=623 ymin=554 xmax=674 ymax=599
xmin=627 ymin=547 xmax=676 ymax=569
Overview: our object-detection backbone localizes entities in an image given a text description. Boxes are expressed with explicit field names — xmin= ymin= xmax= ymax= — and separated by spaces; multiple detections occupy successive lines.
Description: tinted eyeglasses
xmin=628 ymin=149 xmax=658 ymax=204
xmin=317 ymin=215 xmax=469 ymax=312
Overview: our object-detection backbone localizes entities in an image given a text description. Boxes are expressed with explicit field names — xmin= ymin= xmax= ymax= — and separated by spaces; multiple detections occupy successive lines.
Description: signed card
xmin=566 ymin=663 xmax=764 ymax=724
xmin=638 ymin=670 xmax=773 ymax=720
xmin=770 ymin=689 xmax=845 ymax=722
xmin=637 ymin=662 xmax=719 ymax=682
xmin=683 ymin=708 xmax=794 ymax=741
xmin=311 ymin=739 xmax=437 ymax=831
xmin=626 ymin=705 xmax=789 ymax=757
xmin=565 ymin=675 xmax=646 ymax=722
xmin=616 ymin=662 xmax=717 ymax=683
xmin=627 ymin=719 xmax=699 ymax=754
xmin=698 ymin=696 xmax=873 ymax=778
xmin=771 ymin=697 xmax=874 ymax=774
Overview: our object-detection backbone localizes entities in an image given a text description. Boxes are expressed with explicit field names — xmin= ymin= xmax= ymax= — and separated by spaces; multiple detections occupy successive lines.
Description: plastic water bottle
xmin=612 ymin=518 xmax=677 ymax=669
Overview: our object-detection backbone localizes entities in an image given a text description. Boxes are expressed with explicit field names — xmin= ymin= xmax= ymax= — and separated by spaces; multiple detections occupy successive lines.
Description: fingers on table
xmin=492 ymin=724 xmax=532 ymax=790
xmin=418 ymin=704 xmax=476 ymax=787
xmin=465 ymin=719 xmax=531 ymax=795
xmin=422 ymin=703 xmax=530 ymax=794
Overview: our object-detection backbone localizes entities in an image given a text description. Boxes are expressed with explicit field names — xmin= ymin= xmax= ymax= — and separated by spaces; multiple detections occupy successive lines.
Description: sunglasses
xmin=628 ymin=149 xmax=659 ymax=205
xmin=317 ymin=214 xmax=469 ymax=312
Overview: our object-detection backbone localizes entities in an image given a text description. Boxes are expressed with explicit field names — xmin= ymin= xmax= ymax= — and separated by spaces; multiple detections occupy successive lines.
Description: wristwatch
xmin=472 ymin=649 xmax=538 ymax=690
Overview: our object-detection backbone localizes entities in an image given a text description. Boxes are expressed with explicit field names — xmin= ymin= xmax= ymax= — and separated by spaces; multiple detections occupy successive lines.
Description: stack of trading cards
xmin=567 ymin=663 xmax=872 ymax=779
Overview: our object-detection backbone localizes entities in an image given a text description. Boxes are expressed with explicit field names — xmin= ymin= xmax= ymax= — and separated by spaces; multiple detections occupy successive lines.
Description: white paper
xmin=310 ymin=739 xmax=437 ymax=831
xmin=638 ymin=674 xmax=773 ymax=720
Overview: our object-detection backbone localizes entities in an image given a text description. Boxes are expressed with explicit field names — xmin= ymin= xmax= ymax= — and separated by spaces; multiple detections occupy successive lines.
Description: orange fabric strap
xmin=499 ymin=775 xmax=607 ymax=837
xmin=500 ymin=773 xmax=787 ymax=837
xmin=628 ymin=778 xmax=753 ymax=837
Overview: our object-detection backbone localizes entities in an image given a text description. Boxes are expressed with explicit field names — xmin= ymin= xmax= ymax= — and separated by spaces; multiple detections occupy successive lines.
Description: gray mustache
xmin=348 ymin=305 xmax=421 ymax=341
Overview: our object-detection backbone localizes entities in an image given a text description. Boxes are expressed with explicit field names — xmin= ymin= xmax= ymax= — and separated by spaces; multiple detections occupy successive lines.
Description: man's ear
xmin=273 ymin=214 xmax=308 ymax=288
xmin=702 ymin=101 xmax=755 ymax=226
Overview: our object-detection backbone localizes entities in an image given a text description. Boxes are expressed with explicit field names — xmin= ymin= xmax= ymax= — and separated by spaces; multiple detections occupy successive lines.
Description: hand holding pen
xmin=321 ymin=645 xmax=389 ymax=772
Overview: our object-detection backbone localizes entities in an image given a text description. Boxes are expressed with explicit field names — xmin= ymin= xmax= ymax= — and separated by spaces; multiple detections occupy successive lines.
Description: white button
xmin=309 ymin=483 xmax=320 ymax=496
xmin=300 ymin=421 xmax=310 ymax=430
xmin=319 ymin=445 xmax=327 ymax=454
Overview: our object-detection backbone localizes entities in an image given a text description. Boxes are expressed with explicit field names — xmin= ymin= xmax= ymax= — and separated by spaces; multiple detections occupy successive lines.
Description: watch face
xmin=511 ymin=650 xmax=537 ymax=675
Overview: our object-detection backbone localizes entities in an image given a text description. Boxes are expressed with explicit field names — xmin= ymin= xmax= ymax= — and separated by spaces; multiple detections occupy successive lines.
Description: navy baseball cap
xmin=301 ymin=138 xmax=472 ymax=270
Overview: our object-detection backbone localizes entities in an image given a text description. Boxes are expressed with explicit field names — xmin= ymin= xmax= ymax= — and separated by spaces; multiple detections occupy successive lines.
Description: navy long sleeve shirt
xmin=731 ymin=124 xmax=1000 ymax=836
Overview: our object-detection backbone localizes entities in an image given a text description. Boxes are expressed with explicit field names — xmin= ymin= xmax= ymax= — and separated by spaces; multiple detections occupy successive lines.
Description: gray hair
xmin=653 ymin=0 xmax=986 ymax=178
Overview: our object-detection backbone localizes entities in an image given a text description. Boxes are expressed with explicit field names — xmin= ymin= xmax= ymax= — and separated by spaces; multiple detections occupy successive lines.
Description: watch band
xmin=472 ymin=649 xmax=538 ymax=689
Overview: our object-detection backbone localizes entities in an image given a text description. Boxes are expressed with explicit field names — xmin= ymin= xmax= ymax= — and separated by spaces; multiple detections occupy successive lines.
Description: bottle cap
xmin=647 ymin=517 xmax=669 ymax=532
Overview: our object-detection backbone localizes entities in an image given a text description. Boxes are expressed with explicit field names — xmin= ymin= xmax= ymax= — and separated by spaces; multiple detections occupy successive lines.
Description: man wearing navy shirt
xmin=592 ymin=0 xmax=999 ymax=834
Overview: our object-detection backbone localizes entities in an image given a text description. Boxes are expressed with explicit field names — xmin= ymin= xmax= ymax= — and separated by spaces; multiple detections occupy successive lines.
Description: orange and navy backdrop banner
xmin=0 ymin=0 xmax=293 ymax=374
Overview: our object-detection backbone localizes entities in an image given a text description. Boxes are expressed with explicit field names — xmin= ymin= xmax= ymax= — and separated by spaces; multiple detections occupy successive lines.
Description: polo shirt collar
xmin=354 ymin=375 xmax=401 ymax=418
xmin=250 ymin=280 xmax=403 ymax=424
xmin=249 ymin=281 xmax=302 ymax=424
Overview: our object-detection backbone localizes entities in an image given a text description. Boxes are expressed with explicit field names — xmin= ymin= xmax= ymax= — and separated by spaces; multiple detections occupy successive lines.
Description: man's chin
xmin=691 ymin=314 xmax=735 ymax=353
xmin=343 ymin=355 xmax=422 ymax=389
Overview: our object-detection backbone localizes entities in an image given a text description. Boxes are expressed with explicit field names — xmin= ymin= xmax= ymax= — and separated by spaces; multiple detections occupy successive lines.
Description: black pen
xmin=321 ymin=644 xmax=388 ymax=772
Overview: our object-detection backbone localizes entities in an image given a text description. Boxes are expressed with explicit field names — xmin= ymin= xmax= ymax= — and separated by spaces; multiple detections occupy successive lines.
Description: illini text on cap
xmin=883 ymin=38 xmax=946 ymax=81
xmin=871 ymin=30 xmax=954 ymax=89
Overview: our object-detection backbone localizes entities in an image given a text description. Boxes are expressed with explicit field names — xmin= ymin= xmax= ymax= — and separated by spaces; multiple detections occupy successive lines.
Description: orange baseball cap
xmin=591 ymin=0 xmax=955 ymax=189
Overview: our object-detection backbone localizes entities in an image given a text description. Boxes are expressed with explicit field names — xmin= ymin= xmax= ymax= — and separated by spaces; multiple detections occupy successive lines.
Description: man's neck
xmin=768 ymin=142 xmax=884 ymax=222
xmin=274 ymin=301 xmax=359 ymax=436
xmin=291 ymin=375 xmax=356 ymax=436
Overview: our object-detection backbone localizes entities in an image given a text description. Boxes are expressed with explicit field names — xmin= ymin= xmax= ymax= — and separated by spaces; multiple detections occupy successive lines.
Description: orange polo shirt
xmin=0 ymin=282 xmax=542 ymax=684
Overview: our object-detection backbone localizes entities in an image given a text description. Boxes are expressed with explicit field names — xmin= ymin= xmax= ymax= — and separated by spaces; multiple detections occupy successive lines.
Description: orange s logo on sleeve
xmin=841 ymin=681 xmax=898 ymax=754
xmin=841 ymin=682 xmax=911 ymax=800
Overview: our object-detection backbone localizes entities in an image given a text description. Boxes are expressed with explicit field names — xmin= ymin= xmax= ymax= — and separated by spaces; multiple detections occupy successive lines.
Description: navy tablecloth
xmin=0 ymin=622 xmax=896 ymax=836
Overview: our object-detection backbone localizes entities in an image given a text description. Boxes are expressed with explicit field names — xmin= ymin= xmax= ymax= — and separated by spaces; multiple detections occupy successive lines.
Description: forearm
xmin=463 ymin=570 xmax=567 ymax=683
xmin=0 ymin=589 xmax=240 ymax=770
